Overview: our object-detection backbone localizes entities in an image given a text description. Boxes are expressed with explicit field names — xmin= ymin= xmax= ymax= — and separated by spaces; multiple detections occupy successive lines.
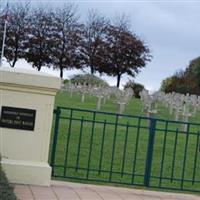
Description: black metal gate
xmin=50 ymin=106 xmax=200 ymax=192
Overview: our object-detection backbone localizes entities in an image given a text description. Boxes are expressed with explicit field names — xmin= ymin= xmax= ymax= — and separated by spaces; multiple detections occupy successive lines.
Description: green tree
xmin=185 ymin=57 xmax=200 ymax=90
xmin=161 ymin=57 xmax=200 ymax=95
xmin=160 ymin=74 xmax=187 ymax=94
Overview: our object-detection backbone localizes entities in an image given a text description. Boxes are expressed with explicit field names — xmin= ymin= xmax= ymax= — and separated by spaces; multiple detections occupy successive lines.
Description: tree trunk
xmin=90 ymin=66 xmax=94 ymax=74
xmin=37 ymin=66 xmax=41 ymax=71
xmin=117 ymin=74 xmax=121 ymax=88
xmin=12 ymin=38 xmax=19 ymax=67
xmin=60 ymin=68 xmax=63 ymax=78
xmin=11 ymin=58 xmax=17 ymax=68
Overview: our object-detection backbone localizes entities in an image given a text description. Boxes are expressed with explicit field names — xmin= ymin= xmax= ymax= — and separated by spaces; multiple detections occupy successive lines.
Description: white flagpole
xmin=0 ymin=3 xmax=8 ymax=67
xmin=0 ymin=3 xmax=8 ymax=157
xmin=0 ymin=19 xmax=7 ymax=67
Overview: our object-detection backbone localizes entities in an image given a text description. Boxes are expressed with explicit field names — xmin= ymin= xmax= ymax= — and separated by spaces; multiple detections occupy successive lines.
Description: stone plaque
xmin=0 ymin=106 xmax=36 ymax=131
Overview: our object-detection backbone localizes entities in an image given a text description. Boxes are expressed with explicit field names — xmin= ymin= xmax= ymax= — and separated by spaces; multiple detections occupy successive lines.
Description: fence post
xmin=50 ymin=108 xmax=61 ymax=176
xmin=144 ymin=118 xmax=156 ymax=187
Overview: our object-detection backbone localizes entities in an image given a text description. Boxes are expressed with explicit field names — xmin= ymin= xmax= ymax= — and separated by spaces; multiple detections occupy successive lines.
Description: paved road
xmin=14 ymin=181 xmax=200 ymax=200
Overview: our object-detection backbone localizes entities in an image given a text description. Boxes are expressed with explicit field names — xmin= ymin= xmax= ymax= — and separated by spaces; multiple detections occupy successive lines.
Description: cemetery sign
xmin=0 ymin=106 xmax=36 ymax=131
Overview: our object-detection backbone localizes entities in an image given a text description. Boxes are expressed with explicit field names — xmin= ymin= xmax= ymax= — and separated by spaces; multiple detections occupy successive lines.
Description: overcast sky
xmin=2 ymin=0 xmax=200 ymax=91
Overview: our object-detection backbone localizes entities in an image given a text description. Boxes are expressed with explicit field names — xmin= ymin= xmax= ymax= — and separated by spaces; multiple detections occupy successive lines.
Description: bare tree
xmin=112 ymin=13 xmax=130 ymax=32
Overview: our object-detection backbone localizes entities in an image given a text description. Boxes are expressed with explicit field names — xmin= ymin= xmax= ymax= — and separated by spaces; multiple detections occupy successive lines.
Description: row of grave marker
xmin=61 ymin=81 xmax=134 ymax=114
xmin=62 ymin=81 xmax=199 ymax=129
xmin=140 ymin=90 xmax=200 ymax=131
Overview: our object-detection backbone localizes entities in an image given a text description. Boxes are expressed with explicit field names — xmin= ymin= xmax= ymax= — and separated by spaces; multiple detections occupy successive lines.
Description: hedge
xmin=0 ymin=157 xmax=17 ymax=200
xmin=70 ymin=74 xmax=109 ymax=87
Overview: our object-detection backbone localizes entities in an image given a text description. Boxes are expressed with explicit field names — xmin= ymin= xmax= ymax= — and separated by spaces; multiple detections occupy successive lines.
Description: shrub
xmin=0 ymin=156 xmax=17 ymax=200
xmin=63 ymin=79 xmax=69 ymax=84
xmin=124 ymin=81 xmax=144 ymax=98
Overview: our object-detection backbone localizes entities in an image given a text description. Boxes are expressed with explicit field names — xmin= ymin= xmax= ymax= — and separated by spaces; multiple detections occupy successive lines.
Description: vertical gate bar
xmin=180 ymin=124 xmax=190 ymax=190
xmin=131 ymin=117 xmax=141 ymax=184
xmin=98 ymin=119 xmax=107 ymax=175
xmin=76 ymin=116 xmax=84 ymax=171
xmin=192 ymin=131 xmax=200 ymax=185
xmin=159 ymin=121 xmax=168 ymax=187
xmin=50 ymin=108 xmax=61 ymax=176
xmin=171 ymin=128 xmax=179 ymax=182
xmin=63 ymin=109 xmax=73 ymax=176
xmin=109 ymin=114 xmax=119 ymax=182
xmin=121 ymin=122 xmax=129 ymax=178
xmin=86 ymin=112 xmax=96 ymax=179
xmin=144 ymin=118 xmax=156 ymax=187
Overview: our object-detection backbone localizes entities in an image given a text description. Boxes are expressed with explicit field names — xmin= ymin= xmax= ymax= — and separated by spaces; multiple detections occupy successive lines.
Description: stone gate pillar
xmin=0 ymin=67 xmax=61 ymax=186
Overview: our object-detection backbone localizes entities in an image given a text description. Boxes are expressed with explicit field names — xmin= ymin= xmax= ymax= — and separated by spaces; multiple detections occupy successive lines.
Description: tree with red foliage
xmin=48 ymin=4 xmax=84 ymax=78
xmin=0 ymin=3 xmax=30 ymax=67
xmin=95 ymin=23 xmax=152 ymax=87
xmin=81 ymin=10 xmax=109 ymax=74
xmin=24 ymin=7 xmax=53 ymax=71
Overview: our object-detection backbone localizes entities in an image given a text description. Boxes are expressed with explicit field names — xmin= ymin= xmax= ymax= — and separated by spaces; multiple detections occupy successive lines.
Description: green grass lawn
xmin=50 ymin=91 xmax=200 ymax=193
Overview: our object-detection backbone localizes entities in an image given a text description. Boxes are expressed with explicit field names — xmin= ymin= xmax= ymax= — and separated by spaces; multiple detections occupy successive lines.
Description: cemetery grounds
xmin=49 ymin=91 xmax=200 ymax=193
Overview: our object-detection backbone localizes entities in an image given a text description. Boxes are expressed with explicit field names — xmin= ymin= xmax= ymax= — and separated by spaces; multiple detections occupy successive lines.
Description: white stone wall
xmin=0 ymin=67 xmax=61 ymax=186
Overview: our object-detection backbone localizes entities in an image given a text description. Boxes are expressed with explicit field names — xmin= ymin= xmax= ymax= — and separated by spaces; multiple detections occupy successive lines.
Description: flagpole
xmin=0 ymin=19 xmax=7 ymax=67
xmin=0 ymin=3 xmax=8 ymax=157
xmin=0 ymin=2 xmax=8 ymax=67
